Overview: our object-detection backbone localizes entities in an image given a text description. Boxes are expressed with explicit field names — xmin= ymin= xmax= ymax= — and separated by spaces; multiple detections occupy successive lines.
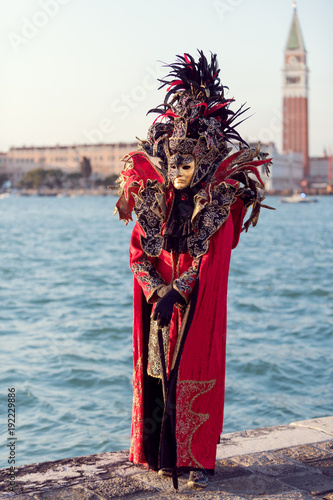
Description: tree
xmin=44 ymin=169 xmax=64 ymax=188
xmin=65 ymin=172 xmax=82 ymax=188
xmin=104 ymin=174 xmax=118 ymax=187
xmin=80 ymin=157 xmax=92 ymax=179
xmin=18 ymin=168 xmax=46 ymax=189
xmin=18 ymin=168 xmax=65 ymax=189
xmin=0 ymin=173 xmax=9 ymax=188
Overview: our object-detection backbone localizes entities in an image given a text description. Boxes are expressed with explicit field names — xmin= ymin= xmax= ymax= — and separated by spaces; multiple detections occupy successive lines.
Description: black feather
xmin=147 ymin=50 xmax=249 ymax=147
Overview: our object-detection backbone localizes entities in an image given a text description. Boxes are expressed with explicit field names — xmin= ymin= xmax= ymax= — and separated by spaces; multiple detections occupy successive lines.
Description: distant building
xmin=251 ymin=142 xmax=303 ymax=192
xmin=282 ymin=4 xmax=309 ymax=178
xmin=0 ymin=142 xmax=137 ymax=183
xmin=309 ymin=154 xmax=332 ymax=187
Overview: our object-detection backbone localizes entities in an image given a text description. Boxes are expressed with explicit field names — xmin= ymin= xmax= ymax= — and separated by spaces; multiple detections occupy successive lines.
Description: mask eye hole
xmin=182 ymin=165 xmax=191 ymax=170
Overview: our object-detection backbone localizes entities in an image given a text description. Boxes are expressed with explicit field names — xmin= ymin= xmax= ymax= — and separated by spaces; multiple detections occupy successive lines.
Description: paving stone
xmin=179 ymin=492 xmax=248 ymax=499
xmin=0 ymin=451 xmax=133 ymax=496
xmin=278 ymin=471 xmax=333 ymax=496
xmin=84 ymin=476 xmax=157 ymax=498
xmin=0 ymin=451 xmax=130 ymax=485
xmin=124 ymin=470 xmax=245 ymax=497
xmin=210 ymin=473 xmax=292 ymax=498
xmin=129 ymin=470 xmax=190 ymax=494
xmin=308 ymin=457 xmax=333 ymax=477
xmin=112 ymin=462 xmax=147 ymax=477
xmin=214 ymin=458 xmax=253 ymax=480
xmin=0 ymin=494 xmax=33 ymax=500
xmin=252 ymin=492 xmax=314 ymax=500
xmin=142 ymin=494 xmax=248 ymax=500
xmin=276 ymin=444 xmax=333 ymax=464
xmin=315 ymin=441 xmax=333 ymax=455
xmin=31 ymin=486 xmax=102 ymax=499
xmin=229 ymin=451 xmax=312 ymax=477
xmin=0 ymin=476 xmax=83 ymax=495
xmin=183 ymin=493 xmax=247 ymax=500
xmin=132 ymin=496 xmax=176 ymax=500
xmin=277 ymin=444 xmax=333 ymax=478
xmin=138 ymin=484 xmax=250 ymax=499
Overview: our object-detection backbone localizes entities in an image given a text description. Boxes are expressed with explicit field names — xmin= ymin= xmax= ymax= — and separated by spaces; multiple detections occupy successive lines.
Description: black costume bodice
xmin=163 ymin=187 xmax=198 ymax=254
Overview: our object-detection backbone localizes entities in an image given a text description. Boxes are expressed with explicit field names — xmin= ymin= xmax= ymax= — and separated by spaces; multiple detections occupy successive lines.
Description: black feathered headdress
xmin=140 ymin=50 xmax=250 ymax=186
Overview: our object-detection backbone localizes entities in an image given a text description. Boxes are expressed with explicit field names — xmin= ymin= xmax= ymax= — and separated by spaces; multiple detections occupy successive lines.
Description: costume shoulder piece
xmin=114 ymin=51 xmax=273 ymax=250
xmin=113 ymin=151 xmax=166 ymax=224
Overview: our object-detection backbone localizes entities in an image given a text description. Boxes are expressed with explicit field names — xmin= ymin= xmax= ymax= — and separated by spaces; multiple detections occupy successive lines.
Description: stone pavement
xmin=0 ymin=417 xmax=332 ymax=499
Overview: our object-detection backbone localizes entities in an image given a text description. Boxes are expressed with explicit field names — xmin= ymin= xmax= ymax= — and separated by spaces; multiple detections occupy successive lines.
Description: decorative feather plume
xmin=147 ymin=50 xmax=249 ymax=147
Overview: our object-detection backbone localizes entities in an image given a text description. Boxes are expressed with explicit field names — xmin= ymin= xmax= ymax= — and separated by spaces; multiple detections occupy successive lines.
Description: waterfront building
xmin=0 ymin=142 xmax=137 ymax=184
xmin=250 ymin=142 xmax=303 ymax=193
xmin=282 ymin=3 xmax=309 ymax=178
xmin=309 ymin=154 xmax=332 ymax=190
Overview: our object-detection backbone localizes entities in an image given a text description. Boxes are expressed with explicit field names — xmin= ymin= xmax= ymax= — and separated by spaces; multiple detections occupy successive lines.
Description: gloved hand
xmin=152 ymin=288 xmax=185 ymax=328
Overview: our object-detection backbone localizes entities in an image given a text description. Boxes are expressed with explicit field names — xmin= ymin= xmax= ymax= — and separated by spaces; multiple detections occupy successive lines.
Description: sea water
xmin=0 ymin=194 xmax=332 ymax=467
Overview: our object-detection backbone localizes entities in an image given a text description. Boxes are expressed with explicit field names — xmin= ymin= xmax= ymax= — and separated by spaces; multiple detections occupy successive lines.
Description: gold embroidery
xmin=176 ymin=379 xmax=216 ymax=468
xmin=130 ymin=356 xmax=146 ymax=464
xmin=133 ymin=180 xmax=165 ymax=257
xmin=131 ymin=258 xmax=164 ymax=295
xmin=187 ymin=182 xmax=237 ymax=258
xmin=173 ymin=257 xmax=200 ymax=299
xmin=147 ymin=318 xmax=170 ymax=379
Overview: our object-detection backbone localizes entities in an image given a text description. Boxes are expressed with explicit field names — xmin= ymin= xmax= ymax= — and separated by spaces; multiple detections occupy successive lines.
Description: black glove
xmin=152 ymin=288 xmax=185 ymax=328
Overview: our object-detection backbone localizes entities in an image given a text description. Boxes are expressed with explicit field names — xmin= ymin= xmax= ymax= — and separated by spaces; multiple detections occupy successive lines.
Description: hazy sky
xmin=2 ymin=0 xmax=333 ymax=156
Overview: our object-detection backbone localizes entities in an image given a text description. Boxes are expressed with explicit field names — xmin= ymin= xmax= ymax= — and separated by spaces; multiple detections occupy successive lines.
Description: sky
xmin=1 ymin=0 xmax=333 ymax=157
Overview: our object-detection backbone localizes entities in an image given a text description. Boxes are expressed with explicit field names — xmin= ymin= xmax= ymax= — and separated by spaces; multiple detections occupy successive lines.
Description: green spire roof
xmin=286 ymin=8 xmax=306 ymax=51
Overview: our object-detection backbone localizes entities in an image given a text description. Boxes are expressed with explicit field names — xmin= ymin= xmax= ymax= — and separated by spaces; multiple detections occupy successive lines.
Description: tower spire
xmin=286 ymin=5 xmax=306 ymax=51
xmin=282 ymin=4 xmax=309 ymax=177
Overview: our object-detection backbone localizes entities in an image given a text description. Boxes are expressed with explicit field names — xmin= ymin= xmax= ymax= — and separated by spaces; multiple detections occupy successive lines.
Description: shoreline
xmin=1 ymin=187 xmax=333 ymax=198
xmin=0 ymin=187 xmax=117 ymax=197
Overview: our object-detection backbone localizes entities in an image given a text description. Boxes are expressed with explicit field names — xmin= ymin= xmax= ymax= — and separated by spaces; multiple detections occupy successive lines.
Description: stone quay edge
xmin=0 ymin=416 xmax=332 ymax=499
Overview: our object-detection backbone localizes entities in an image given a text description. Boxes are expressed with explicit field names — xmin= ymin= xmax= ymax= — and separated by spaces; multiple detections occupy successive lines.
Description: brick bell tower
xmin=282 ymin=2 xmax=309 ymax=178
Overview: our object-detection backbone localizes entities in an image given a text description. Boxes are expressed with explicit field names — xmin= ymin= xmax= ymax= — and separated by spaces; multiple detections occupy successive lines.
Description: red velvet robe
xmin=115 ymin=150 xmax=268 ymax=472
xmin=128 ymin=185 xmax=245 ymax=472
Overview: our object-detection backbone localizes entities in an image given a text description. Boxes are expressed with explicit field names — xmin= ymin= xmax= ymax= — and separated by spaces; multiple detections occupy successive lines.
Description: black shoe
xmin=188 ymin=470 xmax=208 ymax=488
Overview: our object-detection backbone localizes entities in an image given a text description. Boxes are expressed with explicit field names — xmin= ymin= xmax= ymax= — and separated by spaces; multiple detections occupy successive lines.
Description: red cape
xmin=115 ymin=150 xmax=269 ymax=472
xmin=129 ymin=199 xmax=244 ymax=471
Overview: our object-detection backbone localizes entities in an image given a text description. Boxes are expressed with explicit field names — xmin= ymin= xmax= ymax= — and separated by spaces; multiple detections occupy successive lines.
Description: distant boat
xmin=280 ymin=193 xmax=319 ymax=204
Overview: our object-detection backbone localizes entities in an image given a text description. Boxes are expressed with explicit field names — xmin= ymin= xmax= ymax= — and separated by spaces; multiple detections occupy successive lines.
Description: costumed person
xmin=114 ymin=51 xmax=272 ymax=490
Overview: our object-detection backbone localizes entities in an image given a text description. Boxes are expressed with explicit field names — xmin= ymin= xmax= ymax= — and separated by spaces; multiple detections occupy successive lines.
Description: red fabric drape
xmin=128 ymin=199 xmax=245 ymax=470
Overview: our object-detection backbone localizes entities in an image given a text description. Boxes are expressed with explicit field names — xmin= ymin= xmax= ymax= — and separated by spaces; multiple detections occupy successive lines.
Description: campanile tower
xmin=282 ymin=3 xmax=309 ymax=177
